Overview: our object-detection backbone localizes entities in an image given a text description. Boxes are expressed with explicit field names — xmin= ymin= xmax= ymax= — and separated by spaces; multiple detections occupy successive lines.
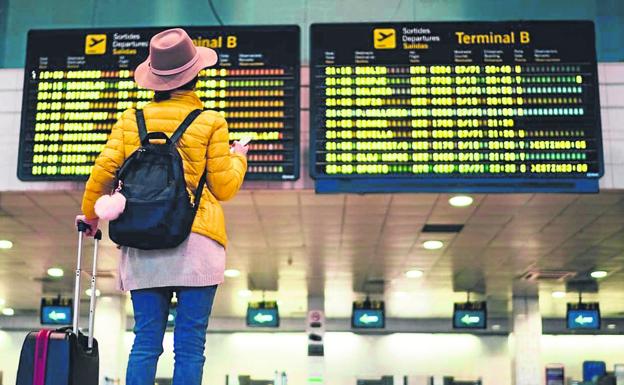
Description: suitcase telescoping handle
xmin=74 ymin=221 xmax=101 ymax=350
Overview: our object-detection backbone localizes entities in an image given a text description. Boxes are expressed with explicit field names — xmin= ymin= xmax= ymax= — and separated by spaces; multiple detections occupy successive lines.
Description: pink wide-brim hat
xmin=134 ymin=28 xmax=218 ymax=91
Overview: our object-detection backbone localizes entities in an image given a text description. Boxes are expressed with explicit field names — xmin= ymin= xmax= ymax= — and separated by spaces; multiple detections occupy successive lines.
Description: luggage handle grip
xmin=76 ymin=220 xmax=102 ymax=240
xmin=76 ymin=220 xmax=90 ymax=233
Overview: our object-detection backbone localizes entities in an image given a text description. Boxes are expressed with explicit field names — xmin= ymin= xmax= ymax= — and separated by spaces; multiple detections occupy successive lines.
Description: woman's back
xmin=81 ymin=89 xmax=247 ymax=247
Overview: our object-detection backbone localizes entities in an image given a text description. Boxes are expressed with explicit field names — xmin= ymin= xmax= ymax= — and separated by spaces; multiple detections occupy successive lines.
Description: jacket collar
xmin=166 ymin=90 xmax=204 ymax=108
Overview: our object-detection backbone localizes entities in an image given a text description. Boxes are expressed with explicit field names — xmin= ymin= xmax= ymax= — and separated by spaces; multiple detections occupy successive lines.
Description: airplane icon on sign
xmin=376 ymin=31 xmax=393 ymax=42
xmin=85 ymin=34 xmax=107 ymax=54
xmin=89 ymin=37 xmax=105 ymax=47
xmin=373 ymin=28 xmax=396 ymax=49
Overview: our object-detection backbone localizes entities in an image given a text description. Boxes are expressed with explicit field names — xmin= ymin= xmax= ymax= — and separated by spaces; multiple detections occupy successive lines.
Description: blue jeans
xmin=126 ymin=285 xmax=218 ymax=385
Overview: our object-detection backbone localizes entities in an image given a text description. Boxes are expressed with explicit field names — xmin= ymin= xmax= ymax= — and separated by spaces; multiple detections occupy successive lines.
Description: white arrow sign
xmin=575 ymin=314 xmax=594 ymax=325
xmin=358 ymin=313 xmax=380 ymax=324
xmin=254 ymin=312 xmax=274 ymax=323
xmin=48 ymin=310 xmax=67 ymax=322
xmin=460 ymin=314 xmax=481 ymax=325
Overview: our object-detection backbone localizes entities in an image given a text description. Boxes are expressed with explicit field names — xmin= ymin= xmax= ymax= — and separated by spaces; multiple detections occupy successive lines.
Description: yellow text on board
xmin=85 ymin=34 xmax=107 ymax=55
xmin=455 ymin=31 xmax=530 ymax=45
xmin=193 ymin=35 xmax=237 ymax=49
xmin=373 ymin=28 xmax=396 ymax=49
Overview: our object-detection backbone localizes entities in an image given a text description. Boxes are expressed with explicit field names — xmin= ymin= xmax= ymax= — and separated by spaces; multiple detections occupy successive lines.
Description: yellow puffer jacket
xmin=81 ymin=90 xmax=247 ymax=247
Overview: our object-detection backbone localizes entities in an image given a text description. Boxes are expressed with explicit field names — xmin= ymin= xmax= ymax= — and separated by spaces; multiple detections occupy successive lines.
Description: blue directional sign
xmin=453 ymin=309 xmax=486 ymax=329
xmin=246 ymin=301 xmax=280 ymax=327
xmin=567 ymin=309 xmax=600 ymax=330
xmin=40 ymin=305 xmax=72 ymax=325
xmin=352 ymin=308 xmax=385 ymax=329
xmin=352 ymin=299 xmax=385 ymax=329
xmin=453 ymin=301 xmax=487 ymax=330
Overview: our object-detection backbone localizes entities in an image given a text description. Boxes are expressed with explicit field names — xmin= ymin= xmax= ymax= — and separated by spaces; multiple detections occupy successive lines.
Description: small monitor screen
xmin=352 ymin=300 xmax=385 ymax=329
xmin=546 ymin=366 xmax=564 ymax=385
xmin=583 ymin=361 xmax=606 ymax=381
xmin=246 ymin=301 xmax=280 ymax=327
xmin=453 ymin=301 xmax=487 ymax=329
xmin=40 ymin=305 xmax=72 ymax=325
xmin=567 ymin=302 xmax=600 ymax=330
xmin=352 ymin=309 xmax=385 ymax=328
xmin=453 ymin=309 xmax=486 ymax=329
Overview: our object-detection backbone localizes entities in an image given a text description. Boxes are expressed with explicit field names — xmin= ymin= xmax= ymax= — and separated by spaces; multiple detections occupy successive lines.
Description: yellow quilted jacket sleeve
xmin=206 ymin=116 xmax=247 ymax=201
xmin=81 ymin=114 xmax=126 ymax=219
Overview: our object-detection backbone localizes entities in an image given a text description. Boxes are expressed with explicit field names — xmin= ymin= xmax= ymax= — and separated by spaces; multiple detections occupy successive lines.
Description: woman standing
xmin=76 ymin=28 xmax=248 ymax=385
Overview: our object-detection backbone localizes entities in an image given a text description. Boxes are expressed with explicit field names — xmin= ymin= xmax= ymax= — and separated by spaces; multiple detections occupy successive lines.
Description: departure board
xmin=310 ymin=21 xmax=603 ymax=193
xmin=18 ymin=26 xmax=300 ymax=181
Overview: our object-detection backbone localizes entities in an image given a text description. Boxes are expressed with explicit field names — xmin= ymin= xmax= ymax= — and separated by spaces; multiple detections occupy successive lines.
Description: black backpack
xmin=109 ymin=109 xmax=205 ymax=250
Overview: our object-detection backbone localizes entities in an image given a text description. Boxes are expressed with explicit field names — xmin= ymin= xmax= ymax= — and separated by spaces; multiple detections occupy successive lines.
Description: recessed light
xmin=552 ymin=291 xmax=566 ymax=299
xmin=85 ymin=289 xmax=101 ymax=297
xmin=590 ymin=270 xmax=608 ymax=279
xmin=449 ymin=195 xmax=474 ymax=207
xmin=1 ymin=308 xmax=14 ymax=316
xmin=405 ymin=269 xmax=424 ymax=278
xmin=47 ymin=267 xmax=64 ymax=278
xmin=492 ymin=324 xmax=501 ymax=331
xmin=423 ymin=240 xmax=444 ymax=250
xmin=607 ymin=324 xmax=616 ymax=330
xmin=224 ymin=269 xmax=241 ymax=278
xmin=0 ymin=240 xmax=13 ymax=249
xmin=238 ymin=289 xmax=252 ymax=298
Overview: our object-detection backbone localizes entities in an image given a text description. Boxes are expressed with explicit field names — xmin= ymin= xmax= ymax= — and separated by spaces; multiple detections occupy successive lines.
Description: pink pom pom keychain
xmin=94 ymin=181 xmax=127 ymax=221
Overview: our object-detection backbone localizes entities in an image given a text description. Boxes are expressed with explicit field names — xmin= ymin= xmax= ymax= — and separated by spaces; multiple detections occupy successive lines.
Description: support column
xmin=307 ymin=295 xmax=325 ymax=385
xmin=94 ymin=295 xmax=127 ymax=385
xmin=512 ymin=296 xmax=542 ymax=385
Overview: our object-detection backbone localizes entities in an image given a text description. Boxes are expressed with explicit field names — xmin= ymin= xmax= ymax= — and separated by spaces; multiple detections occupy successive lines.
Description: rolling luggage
xmin=16 ymin=221 xmax=101 ymax=385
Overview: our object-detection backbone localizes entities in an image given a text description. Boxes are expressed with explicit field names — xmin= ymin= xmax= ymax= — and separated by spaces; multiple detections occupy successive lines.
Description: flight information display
xmin=18 ymin=26 xmax=300 ymax=181
xmin=310 ymin=21 xmax=603 ymax=192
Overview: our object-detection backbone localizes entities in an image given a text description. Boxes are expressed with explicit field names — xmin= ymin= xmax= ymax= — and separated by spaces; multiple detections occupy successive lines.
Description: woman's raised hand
xmin=231 ymin=141 xmax=249 ymax=156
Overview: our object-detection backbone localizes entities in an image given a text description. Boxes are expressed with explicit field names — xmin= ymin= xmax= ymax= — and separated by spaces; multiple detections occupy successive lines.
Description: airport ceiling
xmin=0 ymin=190 xmax=623 ymax=319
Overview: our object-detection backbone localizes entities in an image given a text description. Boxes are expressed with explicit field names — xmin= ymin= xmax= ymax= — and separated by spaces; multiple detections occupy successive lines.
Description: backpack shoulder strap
xmin=170 ymin=109 xmax=203 ymax=144
xmin=193 ymin=172 xmax=207 ymax=210
xmin=136 ymin=110 xmax=148 ymax=142
xmin=168 ymin=109 xmax=206 ymax=209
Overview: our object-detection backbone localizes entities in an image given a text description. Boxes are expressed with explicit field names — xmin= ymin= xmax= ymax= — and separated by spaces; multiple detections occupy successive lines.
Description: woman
xmin=76 ymin=28 xmax=248 ymax=385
